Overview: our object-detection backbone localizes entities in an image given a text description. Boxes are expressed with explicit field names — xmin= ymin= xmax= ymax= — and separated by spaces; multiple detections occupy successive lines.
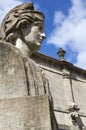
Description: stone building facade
xmin=31 ymin=52 xmax=86 ymax=130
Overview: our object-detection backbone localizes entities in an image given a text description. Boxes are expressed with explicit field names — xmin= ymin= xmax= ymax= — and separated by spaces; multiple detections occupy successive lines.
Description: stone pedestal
xmin=0 ymin=95 xmax=52 ymax=130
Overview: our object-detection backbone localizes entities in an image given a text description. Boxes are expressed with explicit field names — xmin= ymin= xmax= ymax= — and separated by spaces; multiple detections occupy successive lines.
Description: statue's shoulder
xmin=0 ymin=41 xmax=28 ymax=99
xmin=0 ymin=40 xmax=25 ymax=75
xmin=0 ymin=41 xmax=21 ymax=56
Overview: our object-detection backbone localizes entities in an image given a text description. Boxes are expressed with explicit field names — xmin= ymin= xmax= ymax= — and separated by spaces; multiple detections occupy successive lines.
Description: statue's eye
xmin=21 ymin=24 xmax=25 ymax=29
xmin=34 ymin=22 xmax=42 ymax=30
xmin=39 ymin=25 xmax=42 ymax=30
xmin=21 ymin=22 xmax=28 ymax=29
xmin=20 ymin=20 xmax=30 ymax=29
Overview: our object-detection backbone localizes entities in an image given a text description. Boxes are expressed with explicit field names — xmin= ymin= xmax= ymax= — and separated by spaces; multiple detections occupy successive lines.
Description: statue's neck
xmin=15 ymin=38 xmax=32 ymax=58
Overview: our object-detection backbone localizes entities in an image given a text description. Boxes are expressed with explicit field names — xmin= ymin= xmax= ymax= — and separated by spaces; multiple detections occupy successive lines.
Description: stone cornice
xmin=31 ymin=52 xmax=86 ymax=77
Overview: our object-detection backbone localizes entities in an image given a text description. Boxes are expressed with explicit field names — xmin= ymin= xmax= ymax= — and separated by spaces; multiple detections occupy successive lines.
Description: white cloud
xmin=0 ymin=0 xmax=23 ymax=24
xmin=75 ymin=51 xmax=86 ymax=69
xmin=47 ymin=0 xmax=86 ymax=69
xmin=34 ymin=3 xmax=40 ymax=10
xmin=54 ymin=11 xmax=66 ymax=25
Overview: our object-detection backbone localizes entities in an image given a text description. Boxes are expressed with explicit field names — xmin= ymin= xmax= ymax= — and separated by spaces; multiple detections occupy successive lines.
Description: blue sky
xmin=0 ymin=0 xmax=86 ymax=69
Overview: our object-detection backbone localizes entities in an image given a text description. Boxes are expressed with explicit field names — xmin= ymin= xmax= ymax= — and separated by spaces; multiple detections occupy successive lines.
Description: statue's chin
xmin=28 ymin=42 xmax=41 ymax=53
xmin=29 ymin=44 xmax=41 ymax=53
xmin=31 ymin=45 xmax=41 ymax=53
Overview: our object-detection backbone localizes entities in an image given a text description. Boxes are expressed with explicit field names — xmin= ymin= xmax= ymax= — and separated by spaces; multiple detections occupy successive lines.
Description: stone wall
xmin=31 ymin=52 xmax=86 ymax=130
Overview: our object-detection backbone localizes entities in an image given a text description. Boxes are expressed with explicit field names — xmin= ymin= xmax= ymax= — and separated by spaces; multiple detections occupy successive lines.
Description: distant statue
xmin=0 ymin=2 xmax=49 ymax=96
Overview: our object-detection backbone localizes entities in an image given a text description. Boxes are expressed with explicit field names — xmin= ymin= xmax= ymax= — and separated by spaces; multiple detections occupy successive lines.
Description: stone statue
xmin=0 ymin=3 xmax=57 ymax=129
xmin=0 ymin=2 xmax=49 ymax=97
xmin=1 ymin=2 xmax=46 ymax=56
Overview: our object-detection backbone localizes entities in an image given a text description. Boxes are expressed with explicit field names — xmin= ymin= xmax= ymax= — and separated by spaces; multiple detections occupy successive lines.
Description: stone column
xmin=62 ymin=68 xmax=74 ymax=107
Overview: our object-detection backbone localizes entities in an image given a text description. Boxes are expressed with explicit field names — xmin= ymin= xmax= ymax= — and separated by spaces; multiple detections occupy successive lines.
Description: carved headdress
xmin=1 ymin=2 xmax=44 ymax=41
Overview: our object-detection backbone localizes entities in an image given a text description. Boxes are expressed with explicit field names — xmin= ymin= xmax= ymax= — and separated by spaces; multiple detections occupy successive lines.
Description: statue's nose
xmin=41 ymin=33 xmax=46 ymax=40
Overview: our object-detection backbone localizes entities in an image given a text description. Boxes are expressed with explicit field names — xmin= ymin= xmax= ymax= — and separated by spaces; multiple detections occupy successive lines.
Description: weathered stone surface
xmin=0 ymin=2 xmax=55 ymax=130
xmin=31 ymin=52 xmax=86 ymax=129
xmin=0 ymin=95 xmax=51 ymax=130
xmin=0 ymin=2 xmax=53 ymax=129
xmin=0 ymin=41 xmax=28 ymax=99
xmin=72 ymin=80 xmax=86 ymax=114
xmin=43 ymin=69 xmax=73 ymax=111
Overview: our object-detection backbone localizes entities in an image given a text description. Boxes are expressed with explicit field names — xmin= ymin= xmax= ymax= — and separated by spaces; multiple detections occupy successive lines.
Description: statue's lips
xmin=38 ymin=39 xmax=42 ymax=43
xmin=39 ymin=37 xmax=44 ymax=43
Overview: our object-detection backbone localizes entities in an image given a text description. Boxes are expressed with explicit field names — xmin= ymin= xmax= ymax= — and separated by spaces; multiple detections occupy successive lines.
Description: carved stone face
xmin=20 ymin=20 xmax=46 ymax=52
